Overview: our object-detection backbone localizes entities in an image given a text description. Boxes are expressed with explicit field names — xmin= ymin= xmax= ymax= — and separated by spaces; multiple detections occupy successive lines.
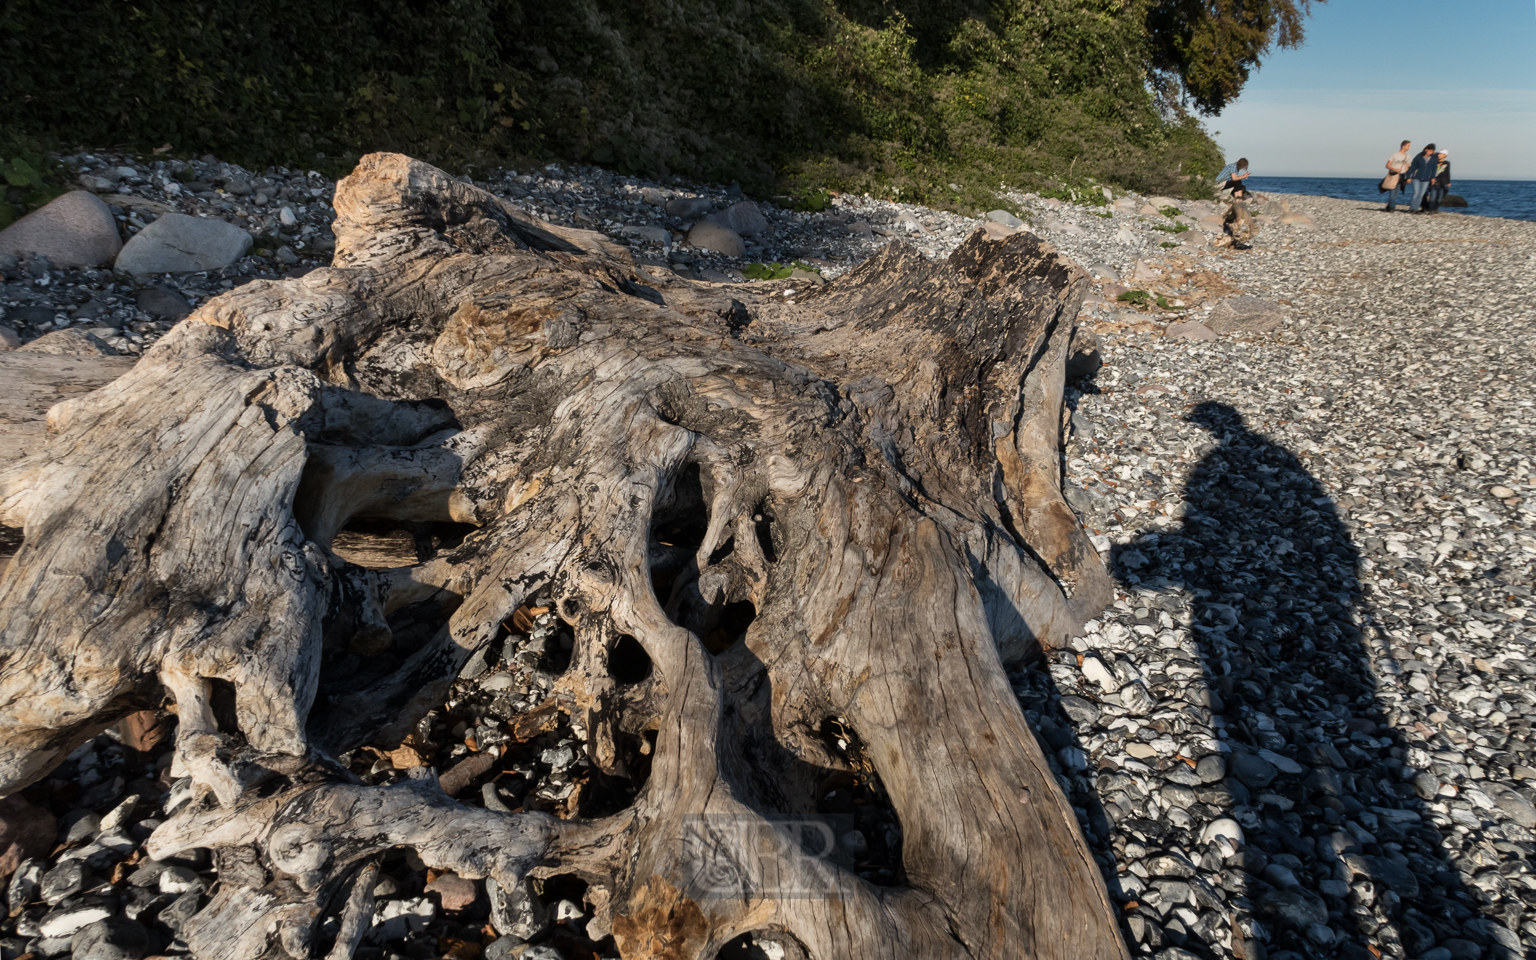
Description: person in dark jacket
xmin=1427 ymin=151 xmax=1451 ymax=213
xmin=1407 ymin=143 xmax=1438 ymax=212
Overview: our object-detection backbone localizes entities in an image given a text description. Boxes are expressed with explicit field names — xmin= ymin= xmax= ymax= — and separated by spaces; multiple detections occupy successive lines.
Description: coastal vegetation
xmin=1 ymin=0 xmax=1317 ymax=208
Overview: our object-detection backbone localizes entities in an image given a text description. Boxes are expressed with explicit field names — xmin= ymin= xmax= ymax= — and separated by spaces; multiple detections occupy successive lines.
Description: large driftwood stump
xmin=0 ymin=154 xmax=1125 ymax=959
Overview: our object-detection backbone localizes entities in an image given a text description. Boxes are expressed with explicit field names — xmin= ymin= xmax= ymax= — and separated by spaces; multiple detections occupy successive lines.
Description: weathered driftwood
xmin=0 ymin=153 xmax=1124 ymax=959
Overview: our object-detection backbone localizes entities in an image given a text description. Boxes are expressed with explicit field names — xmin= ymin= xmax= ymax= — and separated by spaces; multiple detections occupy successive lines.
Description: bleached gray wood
xmin=325 ymin=860 xmax=380 ymax=960
xmin=0 ymin=153 xmax=1126 ymax=959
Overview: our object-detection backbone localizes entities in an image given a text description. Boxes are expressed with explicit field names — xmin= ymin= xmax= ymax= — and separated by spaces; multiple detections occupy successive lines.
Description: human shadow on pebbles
xmin=1105 ymin=401 xmax=1500 ymax=960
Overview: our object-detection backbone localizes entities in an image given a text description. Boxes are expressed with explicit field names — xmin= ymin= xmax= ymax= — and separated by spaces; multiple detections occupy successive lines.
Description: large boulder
xmin=1165 ymin=321 xmax=1217 ymax=342
xmin=714 ymin=200 xmax=769 ymax=238
xmin=1206 ymin=296 xmax=1285 ymax=336
xmin=0 ymin=191 xmax=122 ymax=268
xmin=113 ymin=213 xmax=251 ymax=275
xmin=685 ymin=220 xmax=745 ymax=257
xmin=665 ymin=196 xmax=712 ymax=220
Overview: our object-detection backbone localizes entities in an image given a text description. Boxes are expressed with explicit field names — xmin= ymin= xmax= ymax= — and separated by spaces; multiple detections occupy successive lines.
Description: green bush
xmin=742 ymin=260 xmax=820 ymax=280
xmin=743 ymin=262 xmax=796 ymax=281
xmin=0 ymin=132 xmax=68 ymax=228
xmin=0 ymin=0 xmax=1223 ymax=204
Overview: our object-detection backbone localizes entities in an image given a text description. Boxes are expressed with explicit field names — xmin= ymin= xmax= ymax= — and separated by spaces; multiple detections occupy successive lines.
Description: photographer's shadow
xmin=1109 ymin=401 xmax=1487 ymax=960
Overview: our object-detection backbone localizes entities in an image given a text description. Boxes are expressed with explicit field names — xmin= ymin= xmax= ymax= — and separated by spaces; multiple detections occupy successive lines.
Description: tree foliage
xmin=1146 ymin=0 xmax=1323 ymax=114
xmin=0 ymin=0 xmax=1238 ymax=201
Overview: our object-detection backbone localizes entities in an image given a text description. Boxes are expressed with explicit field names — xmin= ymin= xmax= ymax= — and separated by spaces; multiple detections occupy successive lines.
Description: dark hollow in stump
xmin=0 ymin=154 xmax=1125 ymax=959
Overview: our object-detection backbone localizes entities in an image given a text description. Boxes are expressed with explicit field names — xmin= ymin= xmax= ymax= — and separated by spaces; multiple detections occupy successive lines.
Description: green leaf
xmin=3 ymin=158 xmax=43 ymax=189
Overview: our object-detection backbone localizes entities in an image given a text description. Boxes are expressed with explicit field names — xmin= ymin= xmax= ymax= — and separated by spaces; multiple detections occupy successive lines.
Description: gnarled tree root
xmin=0 ymin=153 xmax=1125 ymax=959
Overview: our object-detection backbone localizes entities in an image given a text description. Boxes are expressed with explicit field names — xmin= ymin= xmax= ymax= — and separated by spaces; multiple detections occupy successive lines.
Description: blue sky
xmin=1209 ymin=0 xmax=1536 ymax=180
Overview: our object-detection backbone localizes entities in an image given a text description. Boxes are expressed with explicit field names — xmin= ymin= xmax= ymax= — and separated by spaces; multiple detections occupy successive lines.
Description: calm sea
xmin=1247 ymin=177 xmax=1536 ymax=222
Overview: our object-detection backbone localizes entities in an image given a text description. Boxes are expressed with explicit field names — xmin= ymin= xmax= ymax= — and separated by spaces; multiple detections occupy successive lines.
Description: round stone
xmin=1195 ymin=754 xmax=1226 ymax=783
xmin=1199 ymin=817 xmax=1244 ymax=846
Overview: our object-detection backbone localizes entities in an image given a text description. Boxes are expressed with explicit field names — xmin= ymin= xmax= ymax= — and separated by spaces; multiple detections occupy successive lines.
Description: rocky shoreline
xmin=3 ymin=155 xmax=1534 ymax=960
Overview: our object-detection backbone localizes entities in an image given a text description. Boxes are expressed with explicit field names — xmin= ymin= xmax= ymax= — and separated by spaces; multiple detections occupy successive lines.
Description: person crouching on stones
xmin=1224 ymin=158 xmax=1252 ymax=200
xmin=1407 ymin=143 xmax=1438 ymax=212
xmin=1382 ymin=140 xmax=1411 ymax=212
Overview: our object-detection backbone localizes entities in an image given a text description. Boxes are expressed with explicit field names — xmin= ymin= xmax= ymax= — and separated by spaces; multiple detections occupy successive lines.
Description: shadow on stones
xmin=1097 ymin=400 xmax=1499 ymax=960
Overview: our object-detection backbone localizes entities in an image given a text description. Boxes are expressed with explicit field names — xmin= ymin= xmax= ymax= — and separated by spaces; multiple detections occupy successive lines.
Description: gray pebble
xmin=70 ymin=917 xmax=149 ymax=960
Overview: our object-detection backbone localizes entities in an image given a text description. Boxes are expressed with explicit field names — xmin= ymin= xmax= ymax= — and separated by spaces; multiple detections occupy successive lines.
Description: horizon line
xmin=1247 ymin=174 xmax=1536 ymax=182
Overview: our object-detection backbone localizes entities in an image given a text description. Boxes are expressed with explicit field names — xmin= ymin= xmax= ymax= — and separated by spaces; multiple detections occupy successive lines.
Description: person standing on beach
xmin=1429 ymin=151 xmax=1452 ymax=213
xmin=1407 ymin=143 xmax=1438 ymax=212
xmin=1382 ymin=140 xmax=1411 ymax=212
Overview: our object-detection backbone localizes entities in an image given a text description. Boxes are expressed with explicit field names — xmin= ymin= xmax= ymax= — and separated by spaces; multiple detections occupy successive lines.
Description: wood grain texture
xmin=0 ymin=153 xmax=1127 ymax=959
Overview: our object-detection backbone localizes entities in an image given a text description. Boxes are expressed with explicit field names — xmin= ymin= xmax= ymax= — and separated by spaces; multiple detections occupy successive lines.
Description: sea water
xmin=1247 ymin=177 xmax=1536 ymax=222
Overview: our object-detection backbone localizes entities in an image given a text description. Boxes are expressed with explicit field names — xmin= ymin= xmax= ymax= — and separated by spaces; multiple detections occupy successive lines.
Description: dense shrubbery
xmin=1 ymin=0 xmax=1227 ymax=205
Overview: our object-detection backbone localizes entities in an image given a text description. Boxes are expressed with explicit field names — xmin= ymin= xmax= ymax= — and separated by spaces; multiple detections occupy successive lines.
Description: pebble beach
xmin=2 ymin=156 xmax=1535 ymax=960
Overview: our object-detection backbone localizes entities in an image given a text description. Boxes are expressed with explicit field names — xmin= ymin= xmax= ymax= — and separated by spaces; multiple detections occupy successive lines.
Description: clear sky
xmin=1209 ymin=0 xmax=1536 ymax=180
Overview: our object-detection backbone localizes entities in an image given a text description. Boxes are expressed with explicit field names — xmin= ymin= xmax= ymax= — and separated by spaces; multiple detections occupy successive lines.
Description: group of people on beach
xmin=1382 ymin=141 xmax=1451 ymax=213
xmin=1210 ymin=147 xmax=1454 ymax=217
